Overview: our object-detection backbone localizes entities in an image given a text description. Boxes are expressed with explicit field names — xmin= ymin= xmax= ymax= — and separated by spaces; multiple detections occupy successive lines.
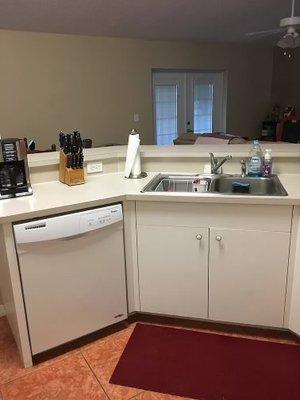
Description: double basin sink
xmin=141 ymin=174 xmax=288 ymax=196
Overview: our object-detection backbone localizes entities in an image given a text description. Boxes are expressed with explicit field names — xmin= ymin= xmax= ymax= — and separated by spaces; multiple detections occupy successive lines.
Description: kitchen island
xmin=1 ymin=143 xmax=300 ymax=368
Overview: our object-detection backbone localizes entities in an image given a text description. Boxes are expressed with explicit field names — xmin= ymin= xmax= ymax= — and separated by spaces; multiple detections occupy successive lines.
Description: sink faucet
xmin=209 ymin=152 xmax=232 ymax=174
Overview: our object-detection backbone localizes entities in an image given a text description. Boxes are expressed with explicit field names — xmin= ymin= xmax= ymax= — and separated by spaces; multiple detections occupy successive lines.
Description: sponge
xmin=232 ymin=181 xmax=250 ymax=193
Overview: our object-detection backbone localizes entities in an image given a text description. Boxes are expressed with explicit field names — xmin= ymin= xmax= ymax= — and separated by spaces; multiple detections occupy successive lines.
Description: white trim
xmin=0 ymin=304 xmax=6 ymax=317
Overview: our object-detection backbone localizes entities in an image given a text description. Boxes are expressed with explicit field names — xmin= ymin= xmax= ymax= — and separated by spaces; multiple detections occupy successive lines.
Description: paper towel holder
xmin=124 ymin=128 xmax=147 ymax=179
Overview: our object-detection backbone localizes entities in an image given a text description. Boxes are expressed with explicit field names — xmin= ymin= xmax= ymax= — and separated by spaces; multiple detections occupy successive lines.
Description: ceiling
xmin=0 ymin=0 xmax=298 ymax=44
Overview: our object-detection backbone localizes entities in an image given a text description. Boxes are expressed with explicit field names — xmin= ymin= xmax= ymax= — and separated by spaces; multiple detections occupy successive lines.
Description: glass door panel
xmin=154 ymin=85 xmax=178 ymax=145
xmin=193 ymin=83 xmax=214 ymax=133
xmin=187 ymin=72 xmax=225 ymax=134
xmin=153 ymin=72 xmax=185 ymax=145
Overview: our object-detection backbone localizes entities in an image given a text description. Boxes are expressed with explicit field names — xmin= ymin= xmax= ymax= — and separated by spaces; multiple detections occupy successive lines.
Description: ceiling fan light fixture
xmin=247 ymin=0 xmax=300 ymax=50
xmin=277 ymin=31 xmax=300 ymax=48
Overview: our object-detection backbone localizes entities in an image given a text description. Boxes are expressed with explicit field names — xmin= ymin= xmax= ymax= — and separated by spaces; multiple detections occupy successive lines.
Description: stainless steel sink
xmin=141 ymin=174 xmax=212 ymax=193
xmin=141 ymin=173 xmax=288 ymax=196
xmin=209 ymin=175 xmax=288 ymax=196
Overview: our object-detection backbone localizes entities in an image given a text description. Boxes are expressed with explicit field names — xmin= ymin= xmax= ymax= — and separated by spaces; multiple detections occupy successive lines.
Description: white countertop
xmin=1 ymin=172 xmax=300 ymax=223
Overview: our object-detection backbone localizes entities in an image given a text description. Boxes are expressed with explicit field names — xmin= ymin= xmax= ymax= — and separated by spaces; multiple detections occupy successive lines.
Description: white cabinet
xmin=136 ymin=202 xmax=292 ymax=328
xmin=138 ymin=225 xmax=209 ymax=318
xmin=209 ymin=228 xmax=290 ymax=327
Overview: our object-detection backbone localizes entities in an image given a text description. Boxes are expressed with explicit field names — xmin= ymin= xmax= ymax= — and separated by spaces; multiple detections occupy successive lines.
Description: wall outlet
xmin=133 ymin=113 xmax=140 ymax=122
xmin=87 ymin=161 xmax=103 ymax=174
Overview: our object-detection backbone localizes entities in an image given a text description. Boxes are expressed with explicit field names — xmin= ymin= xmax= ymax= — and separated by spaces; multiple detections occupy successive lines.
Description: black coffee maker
xmin=0 ymin=138 xmax=33 ymax=199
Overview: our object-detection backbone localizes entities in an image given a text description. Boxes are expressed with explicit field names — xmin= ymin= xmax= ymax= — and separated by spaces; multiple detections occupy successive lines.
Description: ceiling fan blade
xmin=246 ymin=28 xmax=286 ymax=37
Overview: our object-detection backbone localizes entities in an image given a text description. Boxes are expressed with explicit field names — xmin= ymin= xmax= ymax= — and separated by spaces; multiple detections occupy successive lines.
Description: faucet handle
xmin=240 ymin=159 xmax=247 ymax=177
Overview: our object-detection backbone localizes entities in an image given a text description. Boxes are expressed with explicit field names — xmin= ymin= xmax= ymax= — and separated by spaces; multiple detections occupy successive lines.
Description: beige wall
xmin=271 ymin=47 xmax=300 ymax=113
xmin=0 ymin=30 xmax=274 ymax=148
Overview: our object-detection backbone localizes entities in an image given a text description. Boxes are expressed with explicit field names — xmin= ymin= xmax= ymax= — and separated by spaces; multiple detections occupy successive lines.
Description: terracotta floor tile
xmin=81 ymin=326 xmax=133 ymax=366
xmin=0 ymin=343 xmax=25 ymax=386
xmin=0 ymin=317 xmax=26 ymax=385
xmin=0 ymin=318 xmax=15 ymax=348
xmin=1 ymin=353 xmax=108 ymax=400
xmin=133 ymin=390 xmax=192 ymax=399
xmin=86 ymin=356 xmax=142 ymax=400
xmin=0 ymin=317 xmax=80 ymax=385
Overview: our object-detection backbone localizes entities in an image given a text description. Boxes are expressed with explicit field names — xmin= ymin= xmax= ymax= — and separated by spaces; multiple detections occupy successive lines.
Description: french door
xmin=153 ymin=71 xmax=226 ymax=145
xmin=152 ymin=72 xmax=185 ymax=145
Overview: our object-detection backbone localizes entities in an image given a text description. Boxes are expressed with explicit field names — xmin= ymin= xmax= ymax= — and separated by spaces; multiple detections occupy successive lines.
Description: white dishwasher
xmin=14 ymin=204 xmax=127 ymax=355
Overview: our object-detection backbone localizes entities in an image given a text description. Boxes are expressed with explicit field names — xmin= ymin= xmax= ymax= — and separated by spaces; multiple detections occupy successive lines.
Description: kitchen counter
xmin=1 ymin=172 xmax=300 ymax=223
xmin=2 ymin=145 xmax=300 ymax=369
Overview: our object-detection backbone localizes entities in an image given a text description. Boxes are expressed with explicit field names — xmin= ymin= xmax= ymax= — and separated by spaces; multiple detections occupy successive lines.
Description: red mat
xmin=110 ymin=323 xmax=300 ymax=400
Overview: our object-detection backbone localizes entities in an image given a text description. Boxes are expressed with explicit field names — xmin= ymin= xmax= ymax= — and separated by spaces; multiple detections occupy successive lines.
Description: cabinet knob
xmin=215 ymin=235 xmax=222 ymax=242
xmin=196 ymin=234 xmax=202 ymax=241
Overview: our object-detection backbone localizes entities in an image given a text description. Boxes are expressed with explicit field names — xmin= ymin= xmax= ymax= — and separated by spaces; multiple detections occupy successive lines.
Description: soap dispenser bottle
xmin=263 ymin=149 xmax=273 ymax=177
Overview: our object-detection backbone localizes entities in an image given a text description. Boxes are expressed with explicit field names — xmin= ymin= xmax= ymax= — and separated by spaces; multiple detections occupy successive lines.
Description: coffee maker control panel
xmin=2 ymin=141 xmax=18 ymax=162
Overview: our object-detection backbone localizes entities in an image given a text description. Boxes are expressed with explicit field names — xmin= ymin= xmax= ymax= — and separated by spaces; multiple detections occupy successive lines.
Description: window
xmin=153 ymin=71 xmax=226 ymax=145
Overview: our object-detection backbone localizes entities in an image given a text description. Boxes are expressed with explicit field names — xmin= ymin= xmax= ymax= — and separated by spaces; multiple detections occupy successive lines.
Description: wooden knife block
xmin=59 ymin=151 xmax=85 ymax=186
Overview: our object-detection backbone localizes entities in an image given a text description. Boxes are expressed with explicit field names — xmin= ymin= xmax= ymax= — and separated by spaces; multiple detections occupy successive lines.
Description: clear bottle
xmin=263 ymin=149 xmax=273 ymax=177
xmin=248 ymin=140 xmax=263 ymax=176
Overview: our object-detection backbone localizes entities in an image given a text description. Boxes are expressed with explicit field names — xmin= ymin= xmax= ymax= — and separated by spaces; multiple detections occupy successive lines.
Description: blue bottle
xmin=248 ymin=140 xmax=263 ymax=177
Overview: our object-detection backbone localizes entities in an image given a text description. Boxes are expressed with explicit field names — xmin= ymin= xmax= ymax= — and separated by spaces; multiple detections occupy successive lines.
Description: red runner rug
xmin=110 ymin=323 xmax=300 ymax=400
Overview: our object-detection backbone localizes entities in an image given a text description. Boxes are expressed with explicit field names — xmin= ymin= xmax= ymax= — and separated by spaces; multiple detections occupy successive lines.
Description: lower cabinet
xmin=136 ymin=202 xmax=292 ymax=328
xmin=138 ymin=225 xmax=209 ymax=319
xmin=209 ymin=228 xmax=290 ymax=327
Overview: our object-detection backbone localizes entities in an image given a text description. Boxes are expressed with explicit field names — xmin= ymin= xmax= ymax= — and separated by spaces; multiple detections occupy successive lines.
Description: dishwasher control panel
xmin=14 ymin=204 xmax=123 ymax=244
xmin=80 ymin=205 xmax=122 ymax=231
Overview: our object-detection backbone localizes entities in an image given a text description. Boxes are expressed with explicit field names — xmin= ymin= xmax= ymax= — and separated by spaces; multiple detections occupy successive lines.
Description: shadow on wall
xmin=271 ymin=47 xmax=300 ymax=113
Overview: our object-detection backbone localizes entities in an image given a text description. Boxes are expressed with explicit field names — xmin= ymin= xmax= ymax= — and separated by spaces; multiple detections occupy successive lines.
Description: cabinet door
xmin=209 ymin=228 xmax=290 ymax=327
xmin=138 ymin=226 xmax=209 ymax=318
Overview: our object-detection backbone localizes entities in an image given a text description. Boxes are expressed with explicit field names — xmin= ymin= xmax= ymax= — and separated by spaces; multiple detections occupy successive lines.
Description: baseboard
xmin=0 ymin=304 xmax=6 ymax=317
xmin=33 ymin=311 xmax=300 ymax=365
xmin=128 ymin=312 xmax=300 ymax=342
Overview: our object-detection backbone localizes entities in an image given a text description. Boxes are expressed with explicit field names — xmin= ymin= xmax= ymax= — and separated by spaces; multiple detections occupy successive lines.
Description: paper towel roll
xmin=124 ymin=131 xmax=140 ymax=178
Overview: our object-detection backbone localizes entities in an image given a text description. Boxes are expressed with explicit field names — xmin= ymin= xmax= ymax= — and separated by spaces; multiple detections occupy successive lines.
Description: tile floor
xmin=0 ymin=316 xmax=299 ymax=400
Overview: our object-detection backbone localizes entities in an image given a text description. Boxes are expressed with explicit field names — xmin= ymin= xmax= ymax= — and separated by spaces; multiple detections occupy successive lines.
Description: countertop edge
xmin=1 ymin=172 xmax=299 ymax=224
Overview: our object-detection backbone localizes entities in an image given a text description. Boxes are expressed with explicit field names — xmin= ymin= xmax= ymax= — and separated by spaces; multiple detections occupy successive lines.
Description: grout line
xmin=80 ymin=350 xmax=111 ymax=400
xmin=0 ymin=349 xmax=80 ymax=387
xmin=127 ymin=392 xmax=147 ymax=400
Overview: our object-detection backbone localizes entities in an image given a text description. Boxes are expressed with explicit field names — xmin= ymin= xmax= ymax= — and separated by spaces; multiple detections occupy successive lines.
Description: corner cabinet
xmin=136 ymin=202 xmax=293 ymax=328
xmin=138 ymin=225 xmax=209 ymax=318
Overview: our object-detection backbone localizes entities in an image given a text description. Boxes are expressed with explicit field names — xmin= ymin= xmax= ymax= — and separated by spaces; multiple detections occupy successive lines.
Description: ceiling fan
xmin=247 ymin=0 xmax=300 ymax=49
